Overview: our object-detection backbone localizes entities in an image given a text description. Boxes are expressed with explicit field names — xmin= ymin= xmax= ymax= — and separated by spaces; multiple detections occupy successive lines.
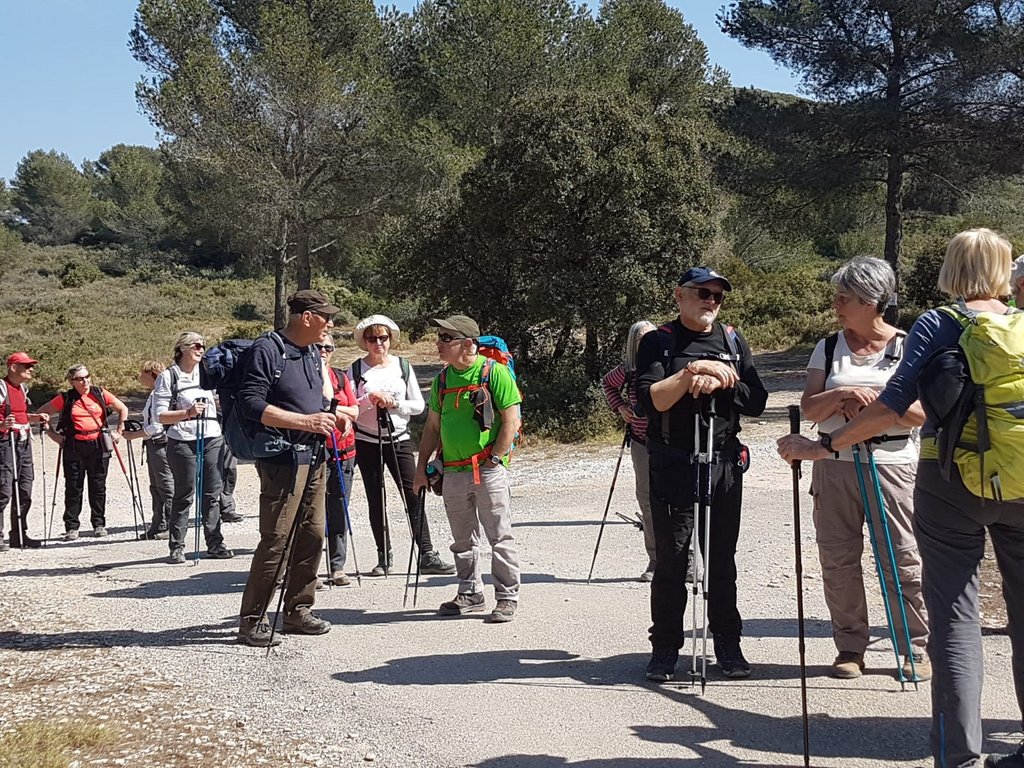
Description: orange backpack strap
xmin=442 ymin=445 xmax=493 ymax=485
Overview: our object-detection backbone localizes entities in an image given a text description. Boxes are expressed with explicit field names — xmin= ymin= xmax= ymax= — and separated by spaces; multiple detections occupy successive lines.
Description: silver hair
xmin=173 ymin=331 xmax=204 ymax=362
xmin=65 ymin=364 xmax=88 ymax=381
xmin=624 ymin=320 xmax=656 ymax=371
xmin=1012 ymin=254 xmax=1024 ymax=286
xmin=830 ymin=256 xmax=895 ymax=314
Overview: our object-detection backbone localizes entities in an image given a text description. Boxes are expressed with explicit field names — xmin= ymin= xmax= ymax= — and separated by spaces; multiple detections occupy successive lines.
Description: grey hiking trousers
xmin=913 ymin=461 xmax=1024 ymax=768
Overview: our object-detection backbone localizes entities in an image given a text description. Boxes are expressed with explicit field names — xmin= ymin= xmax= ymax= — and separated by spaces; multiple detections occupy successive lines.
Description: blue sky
xmin=0 ymin=1 xmax=801 ymax=182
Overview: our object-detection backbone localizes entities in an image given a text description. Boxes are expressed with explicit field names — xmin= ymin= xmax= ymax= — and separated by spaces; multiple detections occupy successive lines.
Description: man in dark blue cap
xmin=635 ymin=266 xmax=768 ymax=682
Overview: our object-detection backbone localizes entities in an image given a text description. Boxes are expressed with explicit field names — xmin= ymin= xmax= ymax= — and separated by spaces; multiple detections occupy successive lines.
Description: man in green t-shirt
xmin=414 ymin=314 xmax=523 ymax=623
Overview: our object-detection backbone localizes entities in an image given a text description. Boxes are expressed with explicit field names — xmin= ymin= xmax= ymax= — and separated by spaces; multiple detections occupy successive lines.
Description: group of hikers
xmin=2 ymin=229 xmax=1023 ymax=768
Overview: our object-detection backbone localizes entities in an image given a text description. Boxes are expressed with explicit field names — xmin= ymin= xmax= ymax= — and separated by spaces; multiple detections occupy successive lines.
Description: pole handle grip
xmin=788 ymin=404 xmax=801 ymax=435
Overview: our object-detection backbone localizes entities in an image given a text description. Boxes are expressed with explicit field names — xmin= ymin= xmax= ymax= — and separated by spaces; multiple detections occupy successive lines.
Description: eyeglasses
xmin=310 ymin=310 xmax=334 ymax=322
xmin=364 ymin=335 xmax=390 ymax=344
xmin=71 ymin=375 xmax=91 ymax=382
xmin=191 ymin=343 xmax=205 ymax=351
xmin=437 ymin=333 xmax=468 ymax=344
xmin=317 ymin=344 xmax=335 ymax=352
xmin=683 ymin=286 xmax=725 ymax=305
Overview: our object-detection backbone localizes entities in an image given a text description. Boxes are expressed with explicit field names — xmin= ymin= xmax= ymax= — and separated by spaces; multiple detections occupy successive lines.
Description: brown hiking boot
xmin=487 ymin=600 xmax=517 ymax=623
xmin=237 ymin=617 xmax=282 ymax=648
xmin=282 ymin=609 xmax=331 ymax=635
xmin=438 ymin=592 xmax=485 ymax=616
xmin=902 ymin=652 xmax=931 ymax=682
xmin=831 ymin=651 xmax=865 ymax=679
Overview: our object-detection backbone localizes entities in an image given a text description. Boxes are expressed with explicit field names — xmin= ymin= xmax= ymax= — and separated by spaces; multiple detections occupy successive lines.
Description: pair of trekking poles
xmin=587 ymin=400 xmax=717 ymax=692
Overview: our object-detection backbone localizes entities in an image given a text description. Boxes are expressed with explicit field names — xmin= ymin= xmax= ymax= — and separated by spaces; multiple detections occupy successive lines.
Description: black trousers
xmin=354 ymin=438 xmax=432 ymax=555
xmin=63 ymin=438 xmax=110 ymax=531
xmin=325 ymin=454 xmax=354 ymax=573
xmin=0 ymin=435 xmax=34 ymax=540
xmin=648 ymin=448 xmax=743 ymax=650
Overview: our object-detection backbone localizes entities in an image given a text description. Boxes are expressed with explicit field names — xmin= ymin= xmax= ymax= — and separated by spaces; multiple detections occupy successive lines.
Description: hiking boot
xmin=438 ymin=592 xmax=486 ymax=616
xmin=61 ymin=530 xmax=79 ymax=542
xmin=140 ymin=529 xmax=169 ymax=540
xmin=207 ymin=545 xmax=234 ymax=559
xmin=221 ymin=511 xmax=243 ymax=523
xmin=93 ymin=526 xmax=108 ymax=538
xmin=487 ymin=600 xmax=517 ymax=623
xmin=902 ymin=651 xmax=931 ymax=682
xmin=282 ymin=609 xmax=331 ymax=635
xmin=645 ymin=648 xmax=679 ymax=683
xmin=0 ymin=539 xmax=8 ymax=552
xmin=640 ymin=560 xmax=656 ymax=582
xmin=831 ymin=651 xmax=865 ymax=679
xmin=369 ymin=550 xmax=392 ymax=577
xmin=9 ymin=535 xmax=42 ymax=549
xmin=986 ymin=741 xmax=1024 ymax=767
xmin=714 ymin=635 xmax=751 ymax=679
xmin=331 ymin=572 xmax=351 ymax=587
xmin=237 ymin=616 xmax=282 ymax=648
xmin=168 ymin=547 xmax=186 ymax=564
xmin=419 ymin=550 xmax=456 ymax=575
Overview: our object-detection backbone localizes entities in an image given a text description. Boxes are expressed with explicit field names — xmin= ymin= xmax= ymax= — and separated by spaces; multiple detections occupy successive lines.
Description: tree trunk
xmin=296 ymin=226 xmax=311 ymax=290
xmin=883 ymin=150 xmax=904 ymax=325
xmin=274 ymin=255 xmax=287 ymax=329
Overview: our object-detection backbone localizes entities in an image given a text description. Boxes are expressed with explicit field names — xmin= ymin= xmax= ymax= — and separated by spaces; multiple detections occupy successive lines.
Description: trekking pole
xmin=379 ymin=409 xmax=420 ymax=599
xmin=851 ymin=443 xmax=906 ymax=690
xmin=866 ymin=446 xmax=918 ymax=690
xmin=689 ymin=409 xmax=702 ymax=686
xmin=47 ymin=445 xmax=62 ymax=542
xmin=125 ymin=440 xmax=146 ymax=539
xmin=696 ymin=398 xmax=715 ymax=694
xmin=410 ymin=488 xmax=427 ymax=608
xmin=10 ymin=431 xmax=25 ymax=549
xmin=330 ymin=432 xmax=361 ymax=587
xmin=111 ymin=440 xmax=142 ymax=540
xmin=587 ymin=427 xmax=630 ymax=585
xmin=787 ymin=405 xmax=811 ymax=768
xmin=375 ymin=406 xmax=392 ymax=578
xmin=193 ymin=401 xmax=207 ymax=566
xmin=39 ymin=424 xmax=48 ymax=546
xmin=264 ymin=401 xmax=337 ymax=652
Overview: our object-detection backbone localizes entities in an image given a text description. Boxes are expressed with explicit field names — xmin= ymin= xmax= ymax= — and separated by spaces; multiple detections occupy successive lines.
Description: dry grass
xmin=0 ymin=720 xmax=115 ymax=768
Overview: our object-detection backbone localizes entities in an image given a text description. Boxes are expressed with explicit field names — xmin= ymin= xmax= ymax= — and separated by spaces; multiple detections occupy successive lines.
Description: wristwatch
xmin=489 ymin=454 xmax=502 ymax=466
xmin=819 ymin=433 xmax=834 ymax=453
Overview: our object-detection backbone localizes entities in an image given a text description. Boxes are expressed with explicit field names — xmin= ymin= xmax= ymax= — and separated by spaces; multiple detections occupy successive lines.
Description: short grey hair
xmin=66 ymin=364 xmax=88 ymax=381
xmin=1011 ymin=254 xmax=1024 ymax=286
xmin=831 ymin=257 xmax=895 ymax=314
xmin=624 ymin=320 xmax=656 ymax=371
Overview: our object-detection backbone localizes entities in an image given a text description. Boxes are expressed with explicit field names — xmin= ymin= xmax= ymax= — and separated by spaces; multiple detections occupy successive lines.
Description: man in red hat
xmin=1 ymin=352 xmax=50 ymax=550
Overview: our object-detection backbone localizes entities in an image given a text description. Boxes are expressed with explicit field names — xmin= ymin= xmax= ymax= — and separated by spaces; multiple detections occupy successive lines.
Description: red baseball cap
xmin=6 ymin=352 xmax=39 ymax=367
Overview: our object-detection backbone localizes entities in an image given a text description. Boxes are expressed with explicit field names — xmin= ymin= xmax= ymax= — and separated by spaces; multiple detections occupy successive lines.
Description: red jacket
xmin=328 ymin=367 xmax=356 ymax=460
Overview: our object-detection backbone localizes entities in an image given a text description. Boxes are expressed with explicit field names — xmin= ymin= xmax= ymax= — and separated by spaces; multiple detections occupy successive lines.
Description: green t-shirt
xmin=429 ymin=356 xmax=522 ymax=470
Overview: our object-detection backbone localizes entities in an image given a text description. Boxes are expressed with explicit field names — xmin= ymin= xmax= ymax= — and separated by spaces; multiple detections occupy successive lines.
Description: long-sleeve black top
xmin=636 ymin=319 xmax=768 ymax=453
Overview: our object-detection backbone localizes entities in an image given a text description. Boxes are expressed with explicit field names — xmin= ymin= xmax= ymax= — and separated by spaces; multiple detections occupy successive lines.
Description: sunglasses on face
xmin=437 ymin=333 xmax=468 ymax=344
xmin=683 ymin=286 xmax=725 ymax=305
xmin=364 ymin=335 xmax=390 ymax=344
xmin=71 ymin=375 xmax=90 ymax=382
xmin=317 ymin=344 xmax=335 ymax=352
xmin=191 ymin=343 xmax=205 ymax=350
xmin=310 ymin=310 xmax=334 ymax=322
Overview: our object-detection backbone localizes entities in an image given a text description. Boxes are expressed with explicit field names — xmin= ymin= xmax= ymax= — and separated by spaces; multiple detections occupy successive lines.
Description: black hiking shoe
xmin=0 ymin=539 xmax=9 ymax=552
xmin=206 ymin=545 xmax=234 ymax=559
xmin=714 ymin=636 xmax=751 ymax=679
xmin=221 ymin=511 xmax=243 ymax=523
xmin=140 ymin=529 xmax=169 ymax=540
xmin=419 ymin=550 xmax=456 ymax=575
xmin=237 ymin=617 xmax=282 ymax=648
xmin=369 ymin=550 xmax=392 ymax=577
xmin=986 ymin=741 xmax=1024 ymax=767
xmin=9 ymin=535 xmax=42 ymax=549
xmin=645 ymin=648 xmax=679 ymax=683
xmin=438 ymin=592 xmax=485 ymax=616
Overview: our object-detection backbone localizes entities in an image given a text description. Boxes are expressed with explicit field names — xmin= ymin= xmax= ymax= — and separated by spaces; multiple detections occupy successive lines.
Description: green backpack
xmin=929 ymin=301 xmax=1024 ymax=502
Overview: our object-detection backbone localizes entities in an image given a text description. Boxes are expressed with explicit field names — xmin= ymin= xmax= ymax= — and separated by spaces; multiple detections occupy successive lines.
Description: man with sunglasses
xmin=1 ymin=353 xmax=50 ymax=550
xmin=636 ymin=267 xmax=768 ymax=682
xmin=236 ymin=290 xmax=352 ymax=647
xmin=414 ymin=315 xmax=522 ymax=623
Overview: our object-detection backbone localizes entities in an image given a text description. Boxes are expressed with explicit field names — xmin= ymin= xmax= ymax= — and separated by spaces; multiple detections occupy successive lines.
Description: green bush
xmin=902 ymin=237 xmax=948 ymax=312
xmin=523 ymin=359 xmax=615 ymax=442
xmin=58 ymin=259 xmax=103 ymax=288
xmin=220 ymin=321 xmax=269 ymax=341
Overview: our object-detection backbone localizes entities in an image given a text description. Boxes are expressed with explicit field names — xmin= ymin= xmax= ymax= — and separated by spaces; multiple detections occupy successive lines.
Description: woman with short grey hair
xmin=798 ymin=256 xmax=929 ymax=682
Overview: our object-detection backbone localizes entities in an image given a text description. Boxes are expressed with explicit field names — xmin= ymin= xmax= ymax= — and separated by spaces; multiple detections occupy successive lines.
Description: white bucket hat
xmin=355 ymin=314 xmax=400 ymax=351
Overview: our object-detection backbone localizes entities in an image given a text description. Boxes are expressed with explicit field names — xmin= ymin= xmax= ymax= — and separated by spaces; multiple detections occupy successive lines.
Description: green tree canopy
xmin=11 ymin=150 xmax=93 ymax=245
xmin=85 ymin=144 xmax=168 ymax=247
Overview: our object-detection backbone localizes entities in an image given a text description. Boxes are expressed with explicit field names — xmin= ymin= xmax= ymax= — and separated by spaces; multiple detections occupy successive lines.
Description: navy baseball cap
xmin=678 ymin=266 xmax=733 ymax=291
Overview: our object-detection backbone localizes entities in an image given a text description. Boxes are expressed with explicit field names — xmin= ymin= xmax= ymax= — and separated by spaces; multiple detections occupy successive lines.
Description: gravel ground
xmin=1 ymin=385 xmax=1020 ymax=768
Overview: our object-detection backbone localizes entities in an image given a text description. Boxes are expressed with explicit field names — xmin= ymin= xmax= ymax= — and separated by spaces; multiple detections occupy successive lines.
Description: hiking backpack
xmin=57 ymin=386 xmax=111 ymax=440
xmin=200 ymin=331 xmax=290 ymax=462
xmin=437 ymin=334 xmax=523 ymax=445
xmin=918 ymin=301 xmax=1024 ymax=503
xmin=822 ymin=330 xmax=905 ymax=374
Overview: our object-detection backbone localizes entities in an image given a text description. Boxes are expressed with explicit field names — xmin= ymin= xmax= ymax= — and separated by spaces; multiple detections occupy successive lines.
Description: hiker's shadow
xmin=88 ymin=568 xmax=250 ymax=599
xmin=0 ymin=620 xmax=238 ymax=651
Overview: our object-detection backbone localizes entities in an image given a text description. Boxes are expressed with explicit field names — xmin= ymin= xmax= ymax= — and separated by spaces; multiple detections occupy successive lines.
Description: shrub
xmin=58 ymin=258 xmax=103 ymax=288
xmin=221 ymin=321 xmax=268 ymax=341
xmin=523 ymin=358 xmax=615 ymax=442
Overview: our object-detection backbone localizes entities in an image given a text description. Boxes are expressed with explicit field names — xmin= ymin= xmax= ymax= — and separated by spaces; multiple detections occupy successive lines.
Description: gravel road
xmin=1 ymin=386 xmax=1020 ymax=768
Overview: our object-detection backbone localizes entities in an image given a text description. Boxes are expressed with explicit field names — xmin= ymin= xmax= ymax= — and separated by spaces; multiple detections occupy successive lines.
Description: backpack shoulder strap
xmin=480 ymin=358 xmax=494 ymax=386
xmin=720 ymin=323 xmax=742 ymax=368
xmin=884 ymin=330 xmax=907 ymax=363
xmin=91 ymin=386 xmax=110 ymax=420
xmin=352 ymin=358 xmax=364 ymax=388
xmin=823 ymin=332 xmax=840 ymax=373
xmin=399 ymin=357 xmax=411 ymax=387
xmin=169 ymin=367 xmax=181 ymax=408
xmin=0 ymin=380 xmax=7 ymax=418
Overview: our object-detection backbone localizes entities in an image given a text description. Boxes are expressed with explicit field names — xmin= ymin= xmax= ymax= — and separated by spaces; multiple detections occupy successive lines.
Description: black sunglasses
xmin=316 ymin=344 xmax=335 ymax=352
xmin=437 ymin=333 xmax=468 ymax=343
xmin=364 ymin=335 xmax=390 ymax=344
xmin=684 ymin=286 xmax=725 ymax=305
